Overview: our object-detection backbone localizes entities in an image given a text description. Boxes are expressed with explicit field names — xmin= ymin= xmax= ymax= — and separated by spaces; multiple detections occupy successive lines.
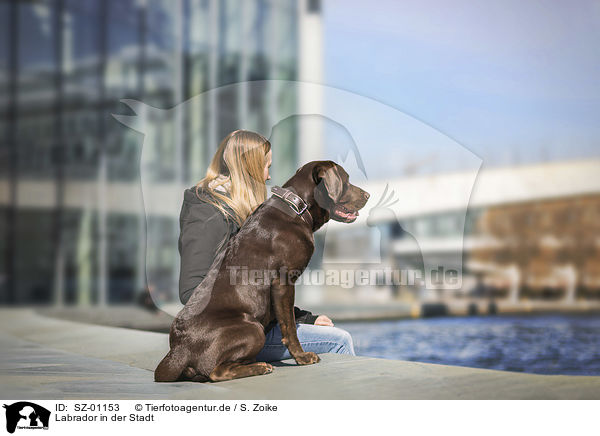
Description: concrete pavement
xmin=1 ymin=308 xmax=599 ymax=399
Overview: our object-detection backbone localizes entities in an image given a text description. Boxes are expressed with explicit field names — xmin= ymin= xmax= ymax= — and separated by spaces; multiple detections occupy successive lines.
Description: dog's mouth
xmin=332 ymin=204 xmax=359 ymax=223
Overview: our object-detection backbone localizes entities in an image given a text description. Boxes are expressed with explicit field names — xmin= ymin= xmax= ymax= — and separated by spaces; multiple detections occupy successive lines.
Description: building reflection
xmin=0 ymin=0 xmax=323 ymax=305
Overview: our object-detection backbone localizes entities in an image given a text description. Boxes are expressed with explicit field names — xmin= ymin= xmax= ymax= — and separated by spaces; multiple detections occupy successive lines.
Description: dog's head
xmin=287 ymin=161 xmax=370 ymax=224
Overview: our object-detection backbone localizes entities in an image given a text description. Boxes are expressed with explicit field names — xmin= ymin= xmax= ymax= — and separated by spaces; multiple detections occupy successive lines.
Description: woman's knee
xmin=332 ymin=327 xmax=355 ymax=355
xmin=298 ymin=325 xmax=355 ymax=356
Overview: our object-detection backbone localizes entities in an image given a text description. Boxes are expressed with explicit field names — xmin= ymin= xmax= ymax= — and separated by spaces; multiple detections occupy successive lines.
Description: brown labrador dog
xmin=154 ymin=160 xmax=369 ymax=382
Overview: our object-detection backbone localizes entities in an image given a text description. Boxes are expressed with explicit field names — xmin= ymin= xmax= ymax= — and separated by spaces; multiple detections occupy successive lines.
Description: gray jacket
xmin=177 ymin=185 xmax=319 ymax=333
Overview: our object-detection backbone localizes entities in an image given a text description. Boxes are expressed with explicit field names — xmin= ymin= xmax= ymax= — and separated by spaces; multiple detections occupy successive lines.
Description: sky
xmin=322 ymin=0 xmax=600 ymax=177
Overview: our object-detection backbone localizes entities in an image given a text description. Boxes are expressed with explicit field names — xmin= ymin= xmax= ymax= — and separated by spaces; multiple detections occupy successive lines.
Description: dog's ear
xmin=313 ymin=162 xmax=343 ymax=203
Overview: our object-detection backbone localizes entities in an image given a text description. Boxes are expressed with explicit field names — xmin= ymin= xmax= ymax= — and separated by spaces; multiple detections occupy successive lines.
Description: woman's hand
xmin=314 ymin=315 xmax=334 ymax=326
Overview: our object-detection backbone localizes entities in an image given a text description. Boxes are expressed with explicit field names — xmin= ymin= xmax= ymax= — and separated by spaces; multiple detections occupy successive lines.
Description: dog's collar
xmin=271 ymin=186 xmax=313 ymax=229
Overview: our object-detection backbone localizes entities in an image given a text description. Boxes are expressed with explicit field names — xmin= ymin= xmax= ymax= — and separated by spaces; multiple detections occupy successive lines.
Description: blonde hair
xmin=196 ymin=129 xmax=271 ymax=227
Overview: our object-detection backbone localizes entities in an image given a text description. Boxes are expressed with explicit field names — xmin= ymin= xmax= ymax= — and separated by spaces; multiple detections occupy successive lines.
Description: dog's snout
xmin=363 ymin=191 xmax=370 ymax=200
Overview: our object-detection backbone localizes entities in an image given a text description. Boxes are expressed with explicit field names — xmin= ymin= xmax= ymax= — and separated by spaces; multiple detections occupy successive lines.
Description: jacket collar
xmin=190 ymin=186 xmax=239 ymax=230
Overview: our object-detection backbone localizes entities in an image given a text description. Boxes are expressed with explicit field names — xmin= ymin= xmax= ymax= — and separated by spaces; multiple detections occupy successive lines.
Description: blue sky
xmin=322 ymin=0 xmax=600 ymax=176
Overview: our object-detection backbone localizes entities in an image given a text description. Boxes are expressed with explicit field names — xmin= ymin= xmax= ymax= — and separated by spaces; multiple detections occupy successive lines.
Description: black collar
xmin=270 ymin=186 xmax=313 ymax=229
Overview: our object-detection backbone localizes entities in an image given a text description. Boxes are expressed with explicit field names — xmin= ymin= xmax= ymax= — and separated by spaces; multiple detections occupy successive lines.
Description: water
xmin=336 ymin=314 xmax=600 ymax=375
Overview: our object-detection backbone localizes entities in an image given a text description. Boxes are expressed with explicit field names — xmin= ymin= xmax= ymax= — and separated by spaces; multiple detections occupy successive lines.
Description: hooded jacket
xmin=178 ymin=185 xmax=319 ymax=333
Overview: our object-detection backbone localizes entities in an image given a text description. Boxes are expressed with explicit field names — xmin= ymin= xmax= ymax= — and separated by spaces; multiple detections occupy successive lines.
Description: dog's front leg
xmin=270 ymin=279 xmax=320 ymax=365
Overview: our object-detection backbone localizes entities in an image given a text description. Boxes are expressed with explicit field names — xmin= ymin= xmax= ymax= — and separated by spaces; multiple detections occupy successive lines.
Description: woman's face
xmin=263 ymin=150 xmax=272 ymax=182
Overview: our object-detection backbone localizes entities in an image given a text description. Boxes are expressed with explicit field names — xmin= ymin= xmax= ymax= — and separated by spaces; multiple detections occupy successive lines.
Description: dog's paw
xmin=294 ymin=351 xmax=320 ymax=365
xmin=257 ymin=362 xmax=274 ymax=374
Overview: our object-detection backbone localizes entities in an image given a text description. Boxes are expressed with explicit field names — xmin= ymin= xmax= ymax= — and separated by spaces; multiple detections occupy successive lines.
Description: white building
xmin=308 ymin=159 xmax=600 ymax=304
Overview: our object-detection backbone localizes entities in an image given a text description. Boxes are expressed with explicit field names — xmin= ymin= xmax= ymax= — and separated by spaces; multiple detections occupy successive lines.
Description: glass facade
xmin=0 ymin=0 xmax=311 ymax=305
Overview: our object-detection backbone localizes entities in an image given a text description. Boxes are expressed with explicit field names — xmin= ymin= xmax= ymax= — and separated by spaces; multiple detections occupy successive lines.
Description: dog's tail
xmin=154 ymin=347 xmax=190 ymax=382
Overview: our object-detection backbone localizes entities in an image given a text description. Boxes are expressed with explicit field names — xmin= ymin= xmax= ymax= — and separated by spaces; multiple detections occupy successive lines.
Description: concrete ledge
xmin=1 ymin=308 xmax=599 ymax=399
xmin=35 ymin=301 xmax=600 ymax=336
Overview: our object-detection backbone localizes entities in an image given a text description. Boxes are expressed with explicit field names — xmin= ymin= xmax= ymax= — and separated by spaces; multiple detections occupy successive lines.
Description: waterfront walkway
xmin=1 ymin=308 xmax=599 ymax=399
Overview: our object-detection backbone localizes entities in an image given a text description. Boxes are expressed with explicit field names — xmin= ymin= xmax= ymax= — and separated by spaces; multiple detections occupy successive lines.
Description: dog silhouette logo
xmin=3 ymin=402 xmax=50 ymax=433
xmin=114 ymin=80 xmax=482 ymax=312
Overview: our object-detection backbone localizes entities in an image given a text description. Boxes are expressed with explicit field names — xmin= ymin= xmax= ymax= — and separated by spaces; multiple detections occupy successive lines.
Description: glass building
xmin=0 ymin=0 xmax=323 ymax=305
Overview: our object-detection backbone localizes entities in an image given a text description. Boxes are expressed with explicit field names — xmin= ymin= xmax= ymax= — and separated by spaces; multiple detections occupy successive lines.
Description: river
xmin=337 ymin=313 xmax=600 ymax=375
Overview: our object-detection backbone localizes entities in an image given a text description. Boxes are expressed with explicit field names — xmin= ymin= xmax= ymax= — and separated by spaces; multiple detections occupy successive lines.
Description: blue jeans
xmin=255 ymin=323 xmax=356 ymax=362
